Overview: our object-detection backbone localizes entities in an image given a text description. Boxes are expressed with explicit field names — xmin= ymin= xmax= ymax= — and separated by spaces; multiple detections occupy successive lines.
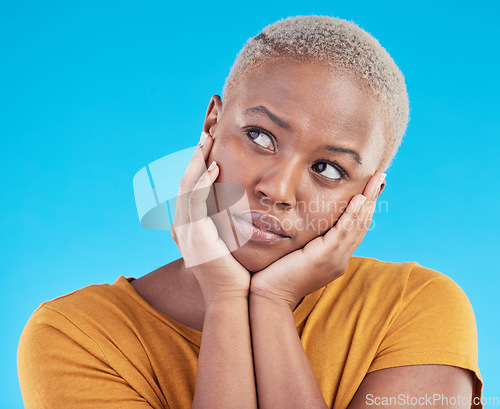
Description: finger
xmin=348 ymin=172 xmax=386 ymax=248
xmin=332 ymin=194 xmax=367 ymax=240
xmin=362 ymin=171 xmax=386 ymax=201
xmin=355 ymin=172 xmax=386 ymax=232
xmin=323 ymin=172 xmax=385 ymax=249
xmin=310 ymin=194 xmax=366 ymax=260
xmin=173 ymin=131 xmax=214 ymax=229
xmin=189 ymin=161 xmax=219 ymax=222
xmin=349 ymin=198 xmax=377 ymax=251
xmin=178 ymin=131 xmax=214 ymax=195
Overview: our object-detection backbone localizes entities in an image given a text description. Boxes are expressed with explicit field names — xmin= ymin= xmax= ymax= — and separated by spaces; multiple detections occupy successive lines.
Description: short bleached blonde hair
xmin=223 ymin=16 xmax=409 ymax=169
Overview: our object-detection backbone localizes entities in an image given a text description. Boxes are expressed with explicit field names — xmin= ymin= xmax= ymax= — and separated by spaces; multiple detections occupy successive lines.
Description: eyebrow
xmin=244 ymin=105 xmax=290 ymax=129
xmin=325 ymin=145 xmax=362 ymax=165
xmin=244 ymin=104 xmax=362 ymax=165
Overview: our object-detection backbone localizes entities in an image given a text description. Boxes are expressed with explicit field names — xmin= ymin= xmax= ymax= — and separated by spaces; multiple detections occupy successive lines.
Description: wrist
xmin=192 ymin=270 xmax=250 ymax=309
xmin=249 ymin=283 xmax=299 ymax=312
xmin=204 ymin=291 xmax=249 ymax=311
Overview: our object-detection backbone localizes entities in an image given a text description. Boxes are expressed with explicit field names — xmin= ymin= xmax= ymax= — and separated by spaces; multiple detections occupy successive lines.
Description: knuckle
xmin=178 ymin=178 xmax=185 ymax=191
xmin=313 ymin=252 xmax=329 ymax=271
xmin=339 ymin=228 xmax=349 ymax=240
xmin=188 ymin=192 xmax=199 ymax=207
xmin=198 ymin=172 xmax=210 ymax=186
xmin=170 ymin=228 xmax=178 ymax=241
xmin=342 ymin=208 xmax=355 ymax=219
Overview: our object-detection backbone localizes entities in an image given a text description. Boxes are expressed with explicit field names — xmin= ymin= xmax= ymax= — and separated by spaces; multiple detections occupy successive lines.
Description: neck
xmin=132 ymin=257 xmax=206 ymax=331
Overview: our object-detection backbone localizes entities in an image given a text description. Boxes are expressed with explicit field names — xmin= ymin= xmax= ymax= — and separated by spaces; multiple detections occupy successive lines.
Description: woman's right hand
xmin=171 ymin=131 xmax=251 ymax=306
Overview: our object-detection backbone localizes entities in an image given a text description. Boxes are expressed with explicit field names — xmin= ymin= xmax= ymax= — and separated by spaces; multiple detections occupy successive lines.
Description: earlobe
xmin=203 ymin=95 xmax=223 ymax=138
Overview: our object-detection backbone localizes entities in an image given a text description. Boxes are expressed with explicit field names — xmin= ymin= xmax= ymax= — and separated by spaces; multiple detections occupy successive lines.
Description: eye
xmin=311 ymin=161 xmax=347 ymax=181
xmin=247 ymin=128 xmax=275 ymax=151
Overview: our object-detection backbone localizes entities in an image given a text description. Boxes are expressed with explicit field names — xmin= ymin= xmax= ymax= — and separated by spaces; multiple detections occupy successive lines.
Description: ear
xmin=202 ymin=95 xmax=223 ymax=138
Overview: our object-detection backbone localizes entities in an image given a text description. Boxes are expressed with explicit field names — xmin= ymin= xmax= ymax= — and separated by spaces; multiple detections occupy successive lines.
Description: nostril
xmin=253 ymin=163 xmax=300 ymax=209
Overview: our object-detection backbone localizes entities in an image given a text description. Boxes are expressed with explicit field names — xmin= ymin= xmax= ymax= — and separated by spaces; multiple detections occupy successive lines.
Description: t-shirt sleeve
xmin=368 ymin=265 xmax=482 ymax=403
xmin=17 ymin=305 xmax=158 ymax=409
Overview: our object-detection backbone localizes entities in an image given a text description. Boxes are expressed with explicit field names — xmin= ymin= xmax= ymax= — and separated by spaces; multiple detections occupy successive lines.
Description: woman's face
xmin=205 ymin=59 xmax=386 ymax=272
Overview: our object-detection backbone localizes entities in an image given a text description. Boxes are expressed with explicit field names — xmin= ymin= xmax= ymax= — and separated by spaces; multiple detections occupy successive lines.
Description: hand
xmin=250 ymin=172 xmax=387 ymax=310
xmin=171 ymin=131 xmax=251 ymax=306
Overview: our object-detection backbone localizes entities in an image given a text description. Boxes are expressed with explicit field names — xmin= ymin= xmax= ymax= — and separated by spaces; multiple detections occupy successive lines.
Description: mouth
xmin=231 ymin=210 xmax=290 ymax=245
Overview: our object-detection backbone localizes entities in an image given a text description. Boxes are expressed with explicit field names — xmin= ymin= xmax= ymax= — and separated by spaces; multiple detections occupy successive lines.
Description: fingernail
xmin=375 ymin=174 xmax=386 ymax=198
xmin=198 ymin=131 xmax=209 ymax=147
xmin=207 ymin=161 xmax=217 ymax=171
xmin=357 ymin=195 xmax=367 ymax=212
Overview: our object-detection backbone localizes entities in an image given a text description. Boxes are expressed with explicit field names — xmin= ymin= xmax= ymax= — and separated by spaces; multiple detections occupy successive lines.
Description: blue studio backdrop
xmin=1 ymin=1 xmax=499 ymax=408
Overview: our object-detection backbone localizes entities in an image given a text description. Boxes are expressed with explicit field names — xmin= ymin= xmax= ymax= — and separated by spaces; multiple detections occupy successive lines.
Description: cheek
xmin=206 ymin=132 xmax=254 ymax=217
xmin=208 ymin=133 xmax=253 ymax=184
xmin=296 ymin=188 xmax=358 ymax=239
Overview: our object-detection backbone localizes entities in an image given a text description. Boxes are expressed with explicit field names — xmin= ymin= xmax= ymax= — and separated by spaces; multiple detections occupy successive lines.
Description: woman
xmin=18 ymin=16 xmax=482 ymax=409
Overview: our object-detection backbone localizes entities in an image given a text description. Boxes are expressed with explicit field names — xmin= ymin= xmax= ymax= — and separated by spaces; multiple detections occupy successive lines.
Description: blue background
xmin=1 ymin=0 xmax=499 ymax=407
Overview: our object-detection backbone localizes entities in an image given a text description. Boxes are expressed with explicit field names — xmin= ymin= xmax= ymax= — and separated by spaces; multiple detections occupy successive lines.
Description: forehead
xmin=223 ymin=59 xmax=386 ymax=169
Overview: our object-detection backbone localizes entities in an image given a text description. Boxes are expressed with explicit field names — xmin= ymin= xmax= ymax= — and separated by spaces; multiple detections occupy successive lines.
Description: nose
xmin=253 ymin=156 xmax=303 ymax=210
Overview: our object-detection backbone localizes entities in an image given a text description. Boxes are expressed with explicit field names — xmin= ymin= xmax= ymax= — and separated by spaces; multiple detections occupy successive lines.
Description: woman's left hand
xmin=250 ymin=172 xmax=386 ymax=310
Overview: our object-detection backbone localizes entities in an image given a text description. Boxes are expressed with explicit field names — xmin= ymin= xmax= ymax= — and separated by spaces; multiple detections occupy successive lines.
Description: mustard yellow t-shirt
xmin=18 ymin=257 xmax=482 ymax=409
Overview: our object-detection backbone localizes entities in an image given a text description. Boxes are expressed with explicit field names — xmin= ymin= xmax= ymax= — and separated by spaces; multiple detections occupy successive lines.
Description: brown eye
xmin=248 ymin=130 xmax=275 ymax=151
xmin=312 ymin=162 xmax=342 ymax=180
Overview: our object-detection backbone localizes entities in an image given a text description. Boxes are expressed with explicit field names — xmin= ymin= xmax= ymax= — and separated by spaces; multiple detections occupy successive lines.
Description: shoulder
xmin=339 ymin=256 xmax=471 ymax=309
xmin=31 ymin=276 xmax=133 ymax=319
xmin=310 ymin=256 xmax=472 ymax=331
xmin=340 ymin=258 xmax=479 ymax=374
xmin=314 ymin=256 xmax=481 ymax=383
xmin=316 ymin=256 xmax=478 ymax=359
xmin=344 ymin=255 xmax=444 ymax=284
xmin=18 ymin=276 xmax=142 ymax=358
xmin=17 ymin=277 xmax=176 ymax=408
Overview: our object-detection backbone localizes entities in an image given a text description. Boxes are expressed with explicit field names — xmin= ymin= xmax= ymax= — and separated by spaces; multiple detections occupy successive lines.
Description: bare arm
xmin=248 ymin=297 xmax=475 ymax=409
xmin=249 ymin=293 xmax=329 ymax=409
xmin=193 ymin=297 xmax=257 ymax=409
xmin=348 ymin=365 xmax=474 ymax=409
xmin=172 ymin=128 xmax=257 ymax=409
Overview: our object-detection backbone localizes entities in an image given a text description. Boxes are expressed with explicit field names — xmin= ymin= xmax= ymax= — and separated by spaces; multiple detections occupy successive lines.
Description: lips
xmin=233 ymin=210 xmax=290 ymax=237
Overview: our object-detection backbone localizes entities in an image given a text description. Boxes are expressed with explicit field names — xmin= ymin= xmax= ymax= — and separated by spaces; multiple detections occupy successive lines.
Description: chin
xmin=207 ymin=206 xmax=293 ymax=273
xmin=229 ymin=243 xmax=285 ymax=273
